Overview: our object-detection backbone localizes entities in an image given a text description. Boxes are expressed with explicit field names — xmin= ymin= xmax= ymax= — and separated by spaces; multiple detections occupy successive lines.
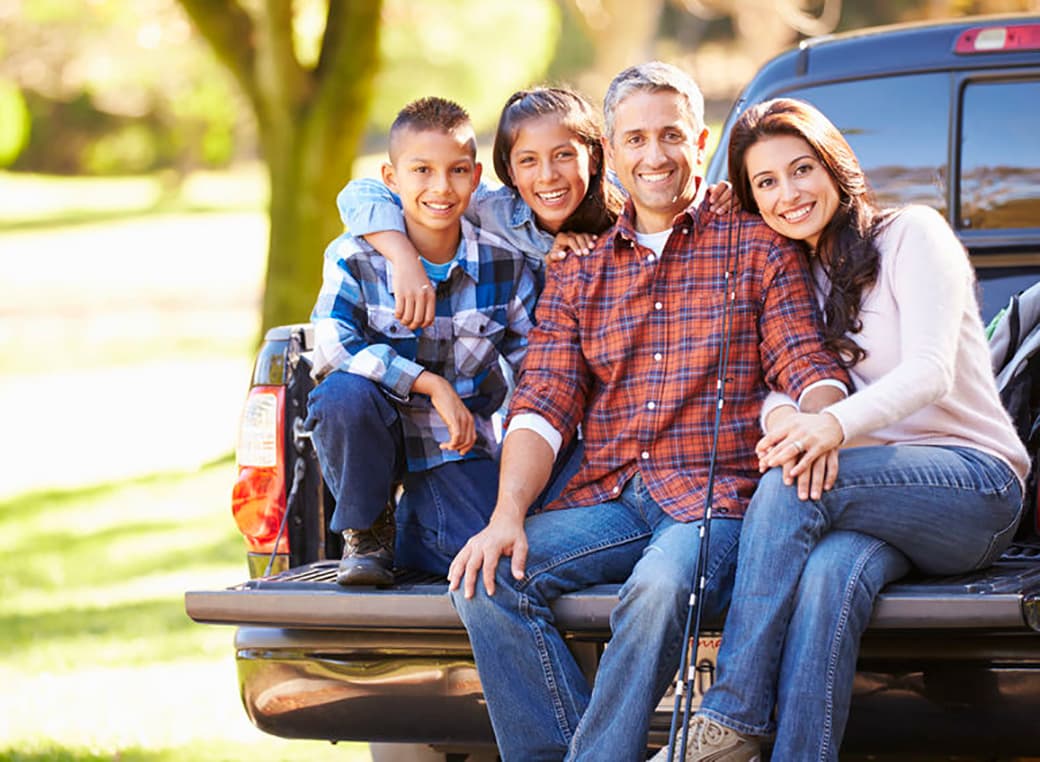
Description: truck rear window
xmin=959 ymin=78 xmax=1040 ymax=231
xmin=787 ymin=73 xmax=949 ymax=215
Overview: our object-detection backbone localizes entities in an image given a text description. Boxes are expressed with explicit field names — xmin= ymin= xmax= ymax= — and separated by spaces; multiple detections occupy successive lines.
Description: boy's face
xmin=383 ymin=127 xmax=482 ymax=234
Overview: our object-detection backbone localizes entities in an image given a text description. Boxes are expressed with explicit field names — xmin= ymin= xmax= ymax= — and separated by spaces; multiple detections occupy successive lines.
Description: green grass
xmin=0 ymin=461 xmax=369 ymax=761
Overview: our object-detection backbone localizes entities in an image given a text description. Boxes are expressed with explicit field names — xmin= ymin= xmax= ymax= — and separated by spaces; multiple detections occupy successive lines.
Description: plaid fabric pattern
xmin=312 ymin=218 xmax=538 ymax=472
xmin=509 ymin=201 xmax=849 ymax=521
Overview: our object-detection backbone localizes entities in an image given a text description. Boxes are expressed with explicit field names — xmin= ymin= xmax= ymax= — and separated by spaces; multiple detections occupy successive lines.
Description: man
xmin=447 ymin=62 xmax=848 ymax=761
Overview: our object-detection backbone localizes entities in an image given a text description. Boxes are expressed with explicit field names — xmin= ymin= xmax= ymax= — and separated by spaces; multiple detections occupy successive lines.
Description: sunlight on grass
xmin=0 ymin=463 xmax=371 ymax=761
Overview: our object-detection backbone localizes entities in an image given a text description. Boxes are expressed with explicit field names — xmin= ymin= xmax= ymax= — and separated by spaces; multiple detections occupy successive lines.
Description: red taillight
xmin=955 ymin=24 xmax=1040 ymax=54
xmin=232 ymin=386 xmax=288 ymax=554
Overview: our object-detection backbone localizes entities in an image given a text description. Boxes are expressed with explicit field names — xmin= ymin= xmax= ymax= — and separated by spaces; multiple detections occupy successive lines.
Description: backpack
xmin=988 ymin=280 xmax=1040 ymax=540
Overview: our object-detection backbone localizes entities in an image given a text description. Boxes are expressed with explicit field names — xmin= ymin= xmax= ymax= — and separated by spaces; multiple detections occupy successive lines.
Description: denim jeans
xmin=306 ymin=371 xmax=499 ymax=575
xmin=449 ymin=474 xmax=741 ymax=762
xmin=698 ymin=445 xmax=1023 ymax=761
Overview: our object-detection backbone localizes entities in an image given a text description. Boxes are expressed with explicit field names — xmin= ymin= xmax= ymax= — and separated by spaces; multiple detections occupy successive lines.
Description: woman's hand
xmin=547 ymin=232 xmax=597 ymax=263
xmin=392 ymin=255 xmax=436 ymax=329
xmin=706 ymin=181 xmax=739 ymax=216
xmin=756 ymin=411 xmax=845 ymax=500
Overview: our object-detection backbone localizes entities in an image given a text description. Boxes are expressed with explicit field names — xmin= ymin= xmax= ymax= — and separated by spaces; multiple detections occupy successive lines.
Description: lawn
xmin=0 ymin=168 xmax=373 ymax=760
xmin=0 ymin=461 xmax=371 ymax=762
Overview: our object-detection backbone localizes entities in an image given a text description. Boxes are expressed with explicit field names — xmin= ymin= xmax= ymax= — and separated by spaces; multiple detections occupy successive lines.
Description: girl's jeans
xmin=698 ymin=444 xmax=1023 ymax=761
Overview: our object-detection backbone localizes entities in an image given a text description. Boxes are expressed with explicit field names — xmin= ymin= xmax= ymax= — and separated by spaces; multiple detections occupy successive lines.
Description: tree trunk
xmin=176 ymin=0 xmax=383 ymax=332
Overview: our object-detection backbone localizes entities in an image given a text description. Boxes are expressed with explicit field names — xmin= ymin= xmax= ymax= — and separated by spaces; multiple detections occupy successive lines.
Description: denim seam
xmin=826 ymin=462 xmax=1018 ymax=497
xmin=817 ymin=537 xmax=888 ymax=762
xmin=518 ymin=529 xmax=651 ymax=590
xmin=518 ymin=590 xmax=575 ymax=745
xmin=695 ymin=708 xmax=770 ymax=738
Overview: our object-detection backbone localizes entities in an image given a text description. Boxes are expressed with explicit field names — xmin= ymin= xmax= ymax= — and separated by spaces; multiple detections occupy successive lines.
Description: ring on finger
xmin=790 ymin=439 xmax=805 ymax=454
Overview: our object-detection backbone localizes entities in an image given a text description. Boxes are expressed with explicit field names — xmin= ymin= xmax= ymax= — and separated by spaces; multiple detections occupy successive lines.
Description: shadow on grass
xmin=0 ymin=454 xmax=235 ymax=515
xmin=0 ymin=747 xmax=163 ymax=761
xmin=0 ymin=201 xmax=261 ymax=234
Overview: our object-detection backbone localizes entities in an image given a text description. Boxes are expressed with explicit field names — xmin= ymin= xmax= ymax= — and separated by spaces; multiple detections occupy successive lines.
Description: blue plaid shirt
xmin=338 ymin=178 xmax=553 ymax=292
xmin=311 ymin=218 xmax=538 ymax=472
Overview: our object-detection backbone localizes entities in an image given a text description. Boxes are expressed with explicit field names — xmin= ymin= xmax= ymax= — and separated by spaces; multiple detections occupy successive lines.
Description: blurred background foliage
xmin=3 ymin=0 xmax=1034 ymax=178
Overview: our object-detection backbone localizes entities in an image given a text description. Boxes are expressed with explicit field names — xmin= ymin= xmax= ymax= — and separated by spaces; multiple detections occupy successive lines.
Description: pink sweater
xmin=766 ymin=205 xmax=1029 ymax=482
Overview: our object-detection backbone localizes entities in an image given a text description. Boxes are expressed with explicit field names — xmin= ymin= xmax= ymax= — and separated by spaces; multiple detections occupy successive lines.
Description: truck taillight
xmin=955 ymin=24 xmax=1040 ymax=54
xmin=232 ymin=386 xmax=288 ymax=554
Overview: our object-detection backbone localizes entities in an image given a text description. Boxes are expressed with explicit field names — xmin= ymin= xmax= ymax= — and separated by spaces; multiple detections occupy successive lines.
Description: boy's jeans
xmin=449 ymin=474 xmax=741 ymax=762
xmin=699 ymin=445 xmax=1023 ymax=761
xmin=305 ymin=371 xmax=582 ymax=576
xmin=305 ymin=371 xmax=497 ymax=575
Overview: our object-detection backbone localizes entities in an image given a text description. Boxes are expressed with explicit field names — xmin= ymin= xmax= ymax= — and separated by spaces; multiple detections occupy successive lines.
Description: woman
xmin=657 ymin=98 xmax=1028 ymax=761
xmin=339 ymin=85 xmax=731 ymax=325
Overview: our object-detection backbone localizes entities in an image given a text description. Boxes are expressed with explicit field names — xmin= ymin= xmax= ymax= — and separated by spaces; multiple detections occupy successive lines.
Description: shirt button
xmin=641 ymin=451 xmax=650 ymax=460
xmin=646 ymin=401 xmax=656 ymax=410
xmin=654 ymin=352 xmax=663 ymax=362
xmin=682 ymin=228 xmax=690 ymax=235
xmin=654 ymin=302 xmax=663 ymax=311
xmin=612 ymin=485 xmax=621 ymax=495
xmin=647 ymin=254 xmax=656 ymax=263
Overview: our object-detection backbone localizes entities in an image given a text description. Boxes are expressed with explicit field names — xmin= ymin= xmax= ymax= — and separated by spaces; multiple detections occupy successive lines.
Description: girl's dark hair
xmin=492 ymin=87 xmax=623 ymax=235
xmin=728 ymin=97 xmax=889 ymax=367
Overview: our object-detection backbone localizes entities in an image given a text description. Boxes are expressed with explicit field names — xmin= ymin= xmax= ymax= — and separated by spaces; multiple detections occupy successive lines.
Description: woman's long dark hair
xmin=728 ymin=97 xmax=889 ymax=367
xmin=492 ymin=87 xmax=623 ymax=235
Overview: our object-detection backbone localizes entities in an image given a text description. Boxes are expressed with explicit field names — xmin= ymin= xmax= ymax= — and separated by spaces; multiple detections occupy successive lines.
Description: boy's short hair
xmin=389 ymin=97 xmax=476 ymax=161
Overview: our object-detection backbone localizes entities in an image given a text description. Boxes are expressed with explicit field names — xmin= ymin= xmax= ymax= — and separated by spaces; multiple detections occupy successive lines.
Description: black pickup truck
xmin=186 ymin=15 xmax=1040 ymax=760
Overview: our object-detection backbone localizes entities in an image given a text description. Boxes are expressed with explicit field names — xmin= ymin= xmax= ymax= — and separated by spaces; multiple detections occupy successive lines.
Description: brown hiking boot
xmin=336 ymin=505 xmax=395 ymax=586
xmin=650 ymin=715 xmax=760 ymax=762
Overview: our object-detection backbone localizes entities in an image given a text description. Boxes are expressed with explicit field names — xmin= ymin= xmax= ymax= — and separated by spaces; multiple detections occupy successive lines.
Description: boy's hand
xmin=392 ymin=255 xmax=436 ymax=329
xmin=547 ymin=232 xmax=597 ymax=263
xmin=420 ymin=373 xmax=476 ymax=455
xmin=707 ymin=180 xmax=739 ymax=216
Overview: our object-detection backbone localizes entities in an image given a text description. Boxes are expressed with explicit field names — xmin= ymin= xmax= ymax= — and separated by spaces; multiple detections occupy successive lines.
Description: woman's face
xmin=744 ymin=134 xmax=840 ymax=250
xmin=508 ymin=116 xmax=594 ymax=234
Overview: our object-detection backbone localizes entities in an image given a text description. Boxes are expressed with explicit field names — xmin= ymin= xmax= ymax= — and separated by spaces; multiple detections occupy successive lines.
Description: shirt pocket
xmin=367 ymin=304 xmax=416 ymax=349
xmin=452 ymin=309 xmax=505 ymax=378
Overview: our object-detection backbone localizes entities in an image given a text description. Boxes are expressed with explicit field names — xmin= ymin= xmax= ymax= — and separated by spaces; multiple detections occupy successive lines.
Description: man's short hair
xmin=603 ymin=62 xmax=705 ymax=141
xmin=389 ymin=96 xmax=475 ymax=160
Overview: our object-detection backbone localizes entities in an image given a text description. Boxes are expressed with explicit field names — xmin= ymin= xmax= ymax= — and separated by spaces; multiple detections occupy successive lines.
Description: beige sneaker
xmin=650 ymin=715 xmax=760 ymax=762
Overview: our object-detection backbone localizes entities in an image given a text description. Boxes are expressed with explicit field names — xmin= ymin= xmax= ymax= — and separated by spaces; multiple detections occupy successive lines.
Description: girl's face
xmin=508 ymin=116 xmax=594 ymax=234
xmin=744 ymin=134 xmax=840 ymax=250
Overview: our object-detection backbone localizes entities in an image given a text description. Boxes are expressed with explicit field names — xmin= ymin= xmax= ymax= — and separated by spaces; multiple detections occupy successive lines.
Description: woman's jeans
xmin=698 ymin=445 xmax=1023 ymax=761
xmin=449 ymin=474 xmax=741 ymax=762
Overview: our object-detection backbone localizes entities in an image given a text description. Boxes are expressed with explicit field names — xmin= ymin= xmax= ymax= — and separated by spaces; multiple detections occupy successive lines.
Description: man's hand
xmin=757 ymin=411 xmax=844 ymax=500
xmin=448 ymin=511 xmax=528 ymax=598
xmin=547 ymin=232 xmax=597 ymax=263
xmin=417 ymin=373 xmax=476 ymax=454
xmin=391 ymin=254 xmax=437 ymax=329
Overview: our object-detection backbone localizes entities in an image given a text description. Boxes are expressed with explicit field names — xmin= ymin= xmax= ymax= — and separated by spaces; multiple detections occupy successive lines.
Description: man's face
xmin=605 ymin=89 xmax=708 ymax=233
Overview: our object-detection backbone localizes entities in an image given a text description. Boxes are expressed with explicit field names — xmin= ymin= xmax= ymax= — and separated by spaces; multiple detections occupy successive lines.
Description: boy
xmin=306 ymin=97 xmax=537 ymax=586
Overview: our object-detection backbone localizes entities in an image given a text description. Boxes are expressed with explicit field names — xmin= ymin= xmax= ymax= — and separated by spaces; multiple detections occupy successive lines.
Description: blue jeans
xmin=306 ymin=371 xmax=498 ymax=575
xmin=698 ymin=445 xmax=1023 ymax=761
xmin=449 ymin=474 xmax=741 ymax=762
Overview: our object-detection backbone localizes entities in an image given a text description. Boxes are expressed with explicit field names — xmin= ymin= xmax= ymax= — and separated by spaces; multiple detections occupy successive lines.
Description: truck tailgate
xmin=186 ymin=549 xmax=1040 ymax=632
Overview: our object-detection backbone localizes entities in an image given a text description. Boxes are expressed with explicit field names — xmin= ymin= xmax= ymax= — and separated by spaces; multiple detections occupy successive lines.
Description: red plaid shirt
xmin=509 ymin=200 xmax=849 ymax=521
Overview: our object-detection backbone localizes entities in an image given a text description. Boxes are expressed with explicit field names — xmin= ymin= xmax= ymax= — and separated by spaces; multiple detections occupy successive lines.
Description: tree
xmin=176 ymin=1 xmax=384 ymax=332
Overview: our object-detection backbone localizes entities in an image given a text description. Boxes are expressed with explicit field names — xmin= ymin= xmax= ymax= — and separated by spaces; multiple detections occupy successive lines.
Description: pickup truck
xmin=186 ymin=14 xmax=1040 ymax=760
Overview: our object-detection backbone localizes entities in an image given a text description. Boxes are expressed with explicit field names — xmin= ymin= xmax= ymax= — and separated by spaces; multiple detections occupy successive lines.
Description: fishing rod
xmin=665 ymin=205 xmax=742 ymax=761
